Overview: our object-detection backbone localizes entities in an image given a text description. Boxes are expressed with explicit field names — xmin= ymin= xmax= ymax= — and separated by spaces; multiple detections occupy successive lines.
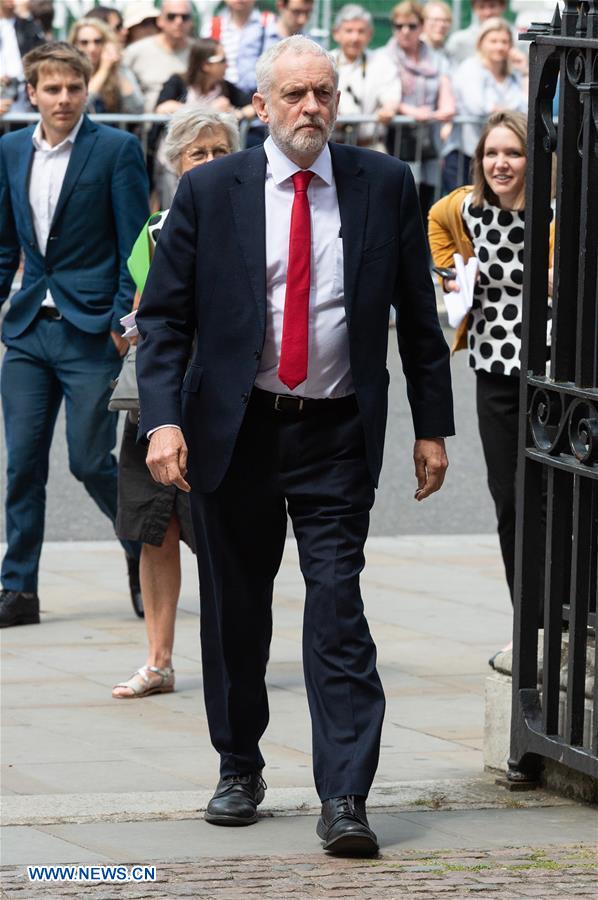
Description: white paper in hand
xmin=120 ymin=310 xmax=139 ymax=340
xmin=443 ymin=253 xmax=479 ymax=328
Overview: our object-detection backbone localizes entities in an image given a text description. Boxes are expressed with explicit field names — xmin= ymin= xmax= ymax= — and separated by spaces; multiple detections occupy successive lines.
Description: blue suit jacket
xmin=136 ymin=143 xmax=455 ymax=492
xmin=0 ymin=115 xmax=149 ymax=338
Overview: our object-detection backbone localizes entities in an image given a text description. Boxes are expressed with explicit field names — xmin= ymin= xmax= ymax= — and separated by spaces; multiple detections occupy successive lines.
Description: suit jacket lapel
xmin=330 ymin=143 xmax=368 ymax=325
xmin=50 ymin=116 xmax=98 ymax=230
xmin=228 ymin=147 xmax=267 ymax=339
xmin=16 ymin=133 xmax=37 ymax=249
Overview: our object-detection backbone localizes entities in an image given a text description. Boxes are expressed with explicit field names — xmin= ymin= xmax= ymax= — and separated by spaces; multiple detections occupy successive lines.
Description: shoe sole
xmin=316 ymin=821 xmax=378 ymax=856
xmin=0 ymin=615 xmax=40 ymax=628
xmin=204 ymin=811 xmax=258 ymax=826
xmin=321 ymin=832 xmax=379 ymax=856
xmin=112 ymin=686 xmax=174 ymax=699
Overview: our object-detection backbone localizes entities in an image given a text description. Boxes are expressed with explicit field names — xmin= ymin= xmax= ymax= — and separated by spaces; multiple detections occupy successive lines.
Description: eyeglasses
xmin=206 ymin=54 xmax=226 ymax=63
xmin=77 ymin=37 xmax=104 ymax=45
xmin=183 ymin=146 xmax=229 ymax=161
xmin=393 ymin=22 xmax=420 ymax=31
xmin=165 ymin=12 xmax=192 ymax=21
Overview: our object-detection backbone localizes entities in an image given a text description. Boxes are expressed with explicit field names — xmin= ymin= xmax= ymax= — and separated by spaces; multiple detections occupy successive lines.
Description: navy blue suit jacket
xmin=0 ymin=115 xmax=149 ymax=338
xmin=136 ymin=143 xmax=454 ymax=492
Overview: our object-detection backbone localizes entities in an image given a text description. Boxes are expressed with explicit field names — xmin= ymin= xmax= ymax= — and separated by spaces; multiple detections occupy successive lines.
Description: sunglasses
xmin=206 ymin=54 xmax=226 ymax=63
xmin=77 ymin=37 xmax=104 ymax=45
xmin=393 ymin=22 xmax=420 ymax=31
xmin=165 ymin=12 xmax=192 ymax=21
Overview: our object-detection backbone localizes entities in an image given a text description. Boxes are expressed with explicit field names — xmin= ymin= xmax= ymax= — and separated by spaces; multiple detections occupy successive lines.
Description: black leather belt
xmin=36 ymin=306 xmax=63 ymax=320
xmin=251 ymin=388 xmax=357 ymax=416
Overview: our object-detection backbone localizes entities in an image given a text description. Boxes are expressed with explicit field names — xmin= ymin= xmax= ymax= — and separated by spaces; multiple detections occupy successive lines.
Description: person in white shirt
xmin=0 ymin=0 xmax=43 ymax=113
xmin=445 ymin=0 xmax=528 ymax=71
xmin=0 ymin=42 xmax=149 ymax=628
xmin=135 ymin=35 xmax=454 ymax=857
xmin=123 ymin=0 xmax=193 ymax=112
xmin=330 ymin=4 xmax=401 ymax=150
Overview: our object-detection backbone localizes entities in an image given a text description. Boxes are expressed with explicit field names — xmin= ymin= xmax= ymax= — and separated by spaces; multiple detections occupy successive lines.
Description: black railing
xmin=509 ymin=1 xmax=598 ymax=784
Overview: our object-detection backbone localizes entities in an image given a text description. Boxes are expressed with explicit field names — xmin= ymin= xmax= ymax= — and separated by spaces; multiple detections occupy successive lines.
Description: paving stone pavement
xmin=2 ymin=845 xmax=597 ymax=898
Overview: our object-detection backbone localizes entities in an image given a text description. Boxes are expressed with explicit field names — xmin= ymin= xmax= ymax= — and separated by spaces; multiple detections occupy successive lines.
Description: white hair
xmin=333 ymin=4 xmax=373 ymax=29
xmin=163 ymin=106 xmax=240 ymax=167
xmin=255 ymin=35 xmax=338 ymax=98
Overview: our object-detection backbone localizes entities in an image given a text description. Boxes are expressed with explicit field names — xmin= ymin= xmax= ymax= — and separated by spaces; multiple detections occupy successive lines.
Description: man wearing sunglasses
xmin=123 ymin=0 xmax=193 ymax=111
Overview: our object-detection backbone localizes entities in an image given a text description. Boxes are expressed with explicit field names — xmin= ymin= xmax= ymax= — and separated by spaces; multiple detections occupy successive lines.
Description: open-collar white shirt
xmin=29 ymin=115 xmax=84 ymax=307
xmin=255 ymin=135 xmax=352 ymax=398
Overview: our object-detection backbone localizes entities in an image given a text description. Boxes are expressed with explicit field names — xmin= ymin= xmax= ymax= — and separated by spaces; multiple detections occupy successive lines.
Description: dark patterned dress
xmin=462 ymin=195 xmax=525 ymax=377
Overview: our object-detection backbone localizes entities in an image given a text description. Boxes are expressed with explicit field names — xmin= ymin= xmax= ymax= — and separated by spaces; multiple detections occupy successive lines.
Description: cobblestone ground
xmin=2 ymin=845 xmax=597 ymax=899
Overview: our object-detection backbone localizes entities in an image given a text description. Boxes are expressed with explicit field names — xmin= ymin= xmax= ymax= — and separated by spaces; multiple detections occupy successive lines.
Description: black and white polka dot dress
xmin=462 ymin=195 xmax=524 ymax=378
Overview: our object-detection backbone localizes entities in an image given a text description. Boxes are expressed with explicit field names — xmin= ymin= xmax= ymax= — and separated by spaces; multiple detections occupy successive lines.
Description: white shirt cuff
xmin=147 ymin=424 xmax=181 ymax=438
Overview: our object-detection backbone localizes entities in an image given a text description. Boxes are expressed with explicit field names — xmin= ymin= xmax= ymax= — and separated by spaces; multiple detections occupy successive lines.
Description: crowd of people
xmin=1 ymin=0 xmax=530 ymax=207
xmin=0 ymin=0 xmax=557 ymax=858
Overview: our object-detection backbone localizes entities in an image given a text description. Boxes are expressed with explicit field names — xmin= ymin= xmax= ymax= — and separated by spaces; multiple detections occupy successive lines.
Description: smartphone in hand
xmin=432 ymin=265 xmax=456 ymax=280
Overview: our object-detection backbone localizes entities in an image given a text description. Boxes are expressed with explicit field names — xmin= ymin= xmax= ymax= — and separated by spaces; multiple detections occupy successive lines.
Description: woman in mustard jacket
xmin=429 ymin=110 xmax=554 ymax=643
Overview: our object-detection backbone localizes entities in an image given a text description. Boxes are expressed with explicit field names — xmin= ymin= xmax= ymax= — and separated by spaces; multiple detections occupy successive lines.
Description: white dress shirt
xmin=332 ymin=49 xmax=401 ymax=143
xmin=148 ymin=136 xmax=351 ymax=437
xmin=29 ymin=116 xmax=84 ymax=307
xmin=0 ymin=17 xmax=24 ymax=81
xmin=256 ymin=135 xmax=352 ymax=398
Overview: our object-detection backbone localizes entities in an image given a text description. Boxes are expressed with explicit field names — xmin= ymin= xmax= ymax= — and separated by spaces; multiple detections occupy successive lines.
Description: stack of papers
xmin=120 ymin=310 xmax=138 ymax=340
xmin=443 ymin=253 xmax=479 ymax=328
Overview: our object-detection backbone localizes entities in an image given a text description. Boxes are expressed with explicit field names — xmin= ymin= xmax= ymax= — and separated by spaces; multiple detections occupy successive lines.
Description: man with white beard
xmin=135 ymin=35 xmax=454 ymax=857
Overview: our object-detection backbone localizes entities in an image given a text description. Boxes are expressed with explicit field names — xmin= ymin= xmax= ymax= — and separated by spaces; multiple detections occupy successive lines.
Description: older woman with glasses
xmin=151 ymin=37 xmax=253 ymax=205
xmin=380 ymin=1 xmax=455 ymax=220
xmin=68 ymin=16 xmax=144 ymax=113
xmin=113 ymin=107 xmax=241 ymax=700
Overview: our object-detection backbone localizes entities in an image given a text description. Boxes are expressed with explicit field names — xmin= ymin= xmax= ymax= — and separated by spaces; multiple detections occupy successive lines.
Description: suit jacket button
xmin=46 ymin=267 xmax=53 ymax=274
xmin=241 ymin=392 xmax=249 ymax=404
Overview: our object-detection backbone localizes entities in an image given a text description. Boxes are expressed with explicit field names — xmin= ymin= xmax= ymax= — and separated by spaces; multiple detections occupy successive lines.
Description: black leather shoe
xmin=316 ymin=796 xmax=379 ymax=856
xmin=0 ymin=590 xmax=40 ymax=628
xmin=126 ymin=554 xmax=144 ymax=618
xmin=204 ymin=772 xmax=266 ymax=826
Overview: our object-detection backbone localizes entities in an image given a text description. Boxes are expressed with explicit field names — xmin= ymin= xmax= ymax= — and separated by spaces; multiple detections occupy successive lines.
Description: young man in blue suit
xmin=0 ymin=42 xmax=149 ymax=627
xmin=136 ymin=37 xmax=454 ymax=856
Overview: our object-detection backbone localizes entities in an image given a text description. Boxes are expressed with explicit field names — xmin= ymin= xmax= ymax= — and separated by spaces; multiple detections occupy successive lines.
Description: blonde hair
xmin=390 ymin=2 xmax=424 ymax=25
xmin=23 ymin=41 xmax=92 ymax=87
xmin=476 ymin=17 xmax=513 ymax=76
xmin=471 ymin=110 xmax=527 ymax=208
xmin=68 ymin=17 xmax=121 ymax=112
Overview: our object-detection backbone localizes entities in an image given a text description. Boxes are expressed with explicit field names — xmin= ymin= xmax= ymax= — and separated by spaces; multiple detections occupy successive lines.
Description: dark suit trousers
xmin=191 ymin=393 xmax=386 ymax=801
xmin=1 ymin=316 xmax=137 ymax=592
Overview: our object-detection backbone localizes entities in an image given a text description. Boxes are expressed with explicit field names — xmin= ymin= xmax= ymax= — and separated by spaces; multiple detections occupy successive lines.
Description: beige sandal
xmin=112 ymin=665 xmax=175 ymax=699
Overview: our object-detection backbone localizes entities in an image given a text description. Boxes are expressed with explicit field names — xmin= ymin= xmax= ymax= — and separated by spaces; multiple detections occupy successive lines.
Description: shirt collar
xmin=32 ymin=115 xmax=84 ymax=153
xmin=264 ymin=134 xmax=333 ymax=187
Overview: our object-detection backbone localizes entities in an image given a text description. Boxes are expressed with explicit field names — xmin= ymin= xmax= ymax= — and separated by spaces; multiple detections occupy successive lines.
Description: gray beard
xmin=269 ymin=115 xmax=334 ymax=158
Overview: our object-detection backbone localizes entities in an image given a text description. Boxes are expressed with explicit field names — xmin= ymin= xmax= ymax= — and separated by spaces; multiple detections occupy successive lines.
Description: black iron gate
xmin=509 ymin=2 xmax=598 ymax=783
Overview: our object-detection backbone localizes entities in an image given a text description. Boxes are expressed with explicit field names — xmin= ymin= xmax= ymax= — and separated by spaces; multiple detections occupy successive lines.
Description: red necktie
xmin=278 ymin=170 xmax=315 ymax=391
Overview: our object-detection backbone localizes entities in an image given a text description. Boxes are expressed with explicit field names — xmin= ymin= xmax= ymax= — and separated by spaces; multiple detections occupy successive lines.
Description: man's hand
xmin=146 ymin=427 xmax=191 ymax=492
xmin=111 ymin=330 xmax=129 ymax=357
xmin=413 ymin=437 xmax=448 ymax=501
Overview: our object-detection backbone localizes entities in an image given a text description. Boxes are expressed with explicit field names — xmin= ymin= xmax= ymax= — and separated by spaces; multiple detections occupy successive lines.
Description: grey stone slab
xmin=387 ymin=693 xmax=485 ymax=742
xmin=2 ymin=759 xmax=203 ymax=796
xmin=392 ymin=806 xmax=598 ymax=847
xmin=1 ymin=725 xmax=122 ymax=765
xmin=1 ymin=827 xmax=113 ymax=865
xmin=30 ymin=804 xmax=596 ymax=863
xmin=377 ymin=749 xmax=484 ymax=782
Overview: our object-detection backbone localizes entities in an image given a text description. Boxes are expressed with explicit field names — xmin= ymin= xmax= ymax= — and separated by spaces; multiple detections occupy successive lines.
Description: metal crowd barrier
xmin=1 ymin=111 xmax=487 ymax=197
